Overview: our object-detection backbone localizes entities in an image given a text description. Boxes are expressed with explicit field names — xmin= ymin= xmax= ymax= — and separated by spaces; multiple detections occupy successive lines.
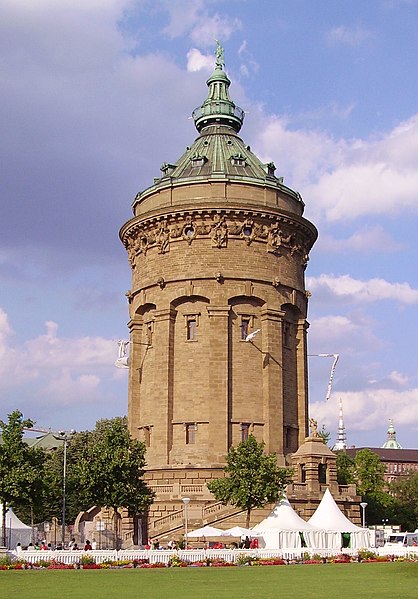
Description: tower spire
xmin=333 ymin=398 xmax=347 ymax=451
xmin=192 ymin=42 xmax=244 ymax=133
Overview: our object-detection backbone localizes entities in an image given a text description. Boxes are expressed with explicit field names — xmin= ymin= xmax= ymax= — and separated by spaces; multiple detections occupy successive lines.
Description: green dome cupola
xmin=192 ymin=41 xmax=244 ymax=133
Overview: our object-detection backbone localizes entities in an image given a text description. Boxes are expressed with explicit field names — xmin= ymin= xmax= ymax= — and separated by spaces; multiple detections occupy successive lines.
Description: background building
xmin=347 ymin=420 xmax=418 ymax=485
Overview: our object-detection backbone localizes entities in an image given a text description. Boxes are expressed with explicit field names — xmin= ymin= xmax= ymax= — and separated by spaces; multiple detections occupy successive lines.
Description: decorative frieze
xmin=122 ymin=210 xmax=314 ymax=269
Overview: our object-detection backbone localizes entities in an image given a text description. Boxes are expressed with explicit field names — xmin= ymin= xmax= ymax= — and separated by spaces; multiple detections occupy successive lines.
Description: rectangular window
xmin=186 ymin=424 xmax=196 ymax=444
xmin=146 ymin=323 xmax=153 ymax=346
xmin=241 ymin=423 xmax=250 ymax=442
xmin=283 ymin=321 xmax=291 ymax=347
xmin=284 ymin=426 xmax=290 ymax=449
xmin=144 ymin=426 xmax=151 ymax=447
xmin=240 ymin=318 xmax=250 ymax=340
xmin=187 ymin=318 xmax=197 ymax=341
xmin=318 ymin=463 xmax=327 ymax=484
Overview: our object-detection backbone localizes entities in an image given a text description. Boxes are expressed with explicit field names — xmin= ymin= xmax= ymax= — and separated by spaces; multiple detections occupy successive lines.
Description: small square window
xmin=186 ymin=424 xmax=196 ymax=444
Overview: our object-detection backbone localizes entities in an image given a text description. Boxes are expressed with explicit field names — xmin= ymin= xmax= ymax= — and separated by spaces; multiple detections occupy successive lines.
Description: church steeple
xmin=192 ymin=41 xmax=244 ymax=133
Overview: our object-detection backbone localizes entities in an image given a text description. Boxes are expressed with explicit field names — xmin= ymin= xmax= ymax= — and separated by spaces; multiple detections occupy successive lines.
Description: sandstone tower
xmin=120 ymin=48 xmax=318 ymax=536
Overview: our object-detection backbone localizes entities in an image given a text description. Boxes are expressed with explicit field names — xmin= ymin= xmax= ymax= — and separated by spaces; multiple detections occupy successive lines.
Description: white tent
xmin=223 ymin=526 xmax=260 ymax=538
xmin=187 ymin=525 xmax=229 ymax=538
xmin=252 ymin=497 xmax=324 ymax=549
xmin=0 ymin=505 xmax=32 ymax=549
xmin=308 ymin=489 xmax=371 ymax=549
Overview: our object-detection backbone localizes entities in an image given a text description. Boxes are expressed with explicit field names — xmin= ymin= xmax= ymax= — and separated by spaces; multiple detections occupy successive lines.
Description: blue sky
xmin=1 ymin=0 xmax=417 ymax=449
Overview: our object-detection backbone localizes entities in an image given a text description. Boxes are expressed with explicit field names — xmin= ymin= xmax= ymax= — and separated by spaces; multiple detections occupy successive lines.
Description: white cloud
xmin=252 ymin=112 xmax=418 ymax=223
xmin=186 ymin=48 xmax=213 ymax=72
xmin=41 ymin=369 xmax=101 ymax=407
xmin=0 ymin=314 xmax=117 ymax=392
xmin=161 ymin=0 xmax=204 ymax=39
xmin=308 ymin=313 xmax=382 ymax=356
xmin=309 ymin=162 xmax=418 ymax=222
xmin=310 ymin=387 xmax=418 ymax=437
xmin=317 ymin=225 xmax=403 ymax=253
xmin=307 ymin=274 xmax=418 ymax=304
xmin=387 ymin=370 xmax=409 ymax=386
xmin=190 ymin=14 xmax=242 ymax=47
xmin=326 ymin=25 xmax=372 ymax=46
xmin=0 ymin=308 xmax=13 ymax=347
xmin=161 ymin=0 xmax=241 ymax=47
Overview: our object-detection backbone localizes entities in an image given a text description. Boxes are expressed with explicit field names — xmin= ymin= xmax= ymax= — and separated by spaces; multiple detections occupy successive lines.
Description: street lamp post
xmin=360 ymin=502 xmax=368 ymax=528
xmin=182 ymin=497 xmax=191 ymax=549
xmin=382 ymin=518 xmax=389 ymax=540
xmin=60 ymin=432 xmax=68 ymax=547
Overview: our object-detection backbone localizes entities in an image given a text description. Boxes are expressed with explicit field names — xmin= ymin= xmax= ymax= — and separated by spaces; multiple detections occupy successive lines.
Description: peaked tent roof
xmin=307 ymin=489 xmax=363 ymax=532
xmin=0 ymin=505 xmax=31 ymax=530
xmin=252 ymin=497 xmax=314 ymax=532
xmin=187 ymin=525 xmax=229 ymax=538
xmin=223 ymin=526 xmax=259 ymax=537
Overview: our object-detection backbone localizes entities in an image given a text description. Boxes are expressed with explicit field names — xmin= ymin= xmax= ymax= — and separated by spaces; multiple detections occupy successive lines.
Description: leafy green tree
xmin=389 ymin=471 xmax=418 ymax=531
xmin=352 ymin=449 xmax=392 ymax=524
xmin=335 ymin=451 xmax=355 ymax=485
xmin=317 ymin=425 xmax=331 ymax=446
xmin=74 ymin=418 xmax=154 ymax=548
xmin=0 ymin=410 xmax=45 ymax=545
xmin=207 ymin=435 xmax=293 ymax=528
xmin=335 ymin=449 xmax=394 ymax=524
xmin=353 ymin=449 xmax=386 ymax=497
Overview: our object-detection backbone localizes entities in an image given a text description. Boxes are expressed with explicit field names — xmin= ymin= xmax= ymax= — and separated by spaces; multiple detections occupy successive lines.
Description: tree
xmin=74 ymin=418 xmax=154 ymax=548
xmin=207 ymin=435 xmax=294 ymax=528
xmin=335 ymin=451 xmax=355 ymax=485
xmin=0 ymin=410 xmax=45 ymax=546
xmin=352 ymin=449 xmax=392 ymax=524
xmin=335 ymin=449 xmax=394 ymax=523
xmin=353 ymin=449 xmax=386 ymax=497
xmin=389 ymin=471 xmax=418 ymax=531
xmin=317 ymin=425 xmax=331 ymax=447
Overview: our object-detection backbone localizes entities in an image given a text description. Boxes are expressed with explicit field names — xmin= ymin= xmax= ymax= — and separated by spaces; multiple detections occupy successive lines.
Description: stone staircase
xmin=148 ymin=500 xmax=272 ymax=540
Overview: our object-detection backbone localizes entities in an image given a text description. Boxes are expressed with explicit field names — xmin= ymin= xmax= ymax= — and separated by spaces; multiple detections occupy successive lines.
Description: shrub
xmin=357 ymin=549 xmax=378 ymax=561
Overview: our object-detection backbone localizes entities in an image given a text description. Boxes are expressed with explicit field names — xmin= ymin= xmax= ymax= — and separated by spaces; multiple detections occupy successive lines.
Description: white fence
xmin=11 ymin=546 xmax=418 ymax=565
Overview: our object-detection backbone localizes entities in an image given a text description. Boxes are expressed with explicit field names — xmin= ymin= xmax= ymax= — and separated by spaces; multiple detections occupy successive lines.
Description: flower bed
xmin=1 ymin=551 xmax=416 ymax=571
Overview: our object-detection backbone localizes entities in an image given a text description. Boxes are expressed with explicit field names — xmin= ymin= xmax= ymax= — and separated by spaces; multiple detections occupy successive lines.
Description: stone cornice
xmin=120 ymin=207 xmax=317 ymax=272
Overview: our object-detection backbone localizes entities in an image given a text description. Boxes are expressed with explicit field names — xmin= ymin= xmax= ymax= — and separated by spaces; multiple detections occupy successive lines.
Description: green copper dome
xmin=132 ymin=43 xmax=306 ymax=210
xmin=381 ymin=419 xmax=402 ymax=449
xmin=192 ymin=42 xmax=244 ymax=133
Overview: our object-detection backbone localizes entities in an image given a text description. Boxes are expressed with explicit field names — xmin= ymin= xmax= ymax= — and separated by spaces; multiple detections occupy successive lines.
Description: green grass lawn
xmin=1 ymin=563 xmax=417 ymax=599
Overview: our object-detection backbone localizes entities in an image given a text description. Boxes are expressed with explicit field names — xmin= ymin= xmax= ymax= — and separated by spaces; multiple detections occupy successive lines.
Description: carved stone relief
xmin=122 ymin=211 xmax=313 ymax=266
xmin=210 ymin=215 xmax=228 ymax=248
xmin=155 ymin=221 xmax=170 ymax=254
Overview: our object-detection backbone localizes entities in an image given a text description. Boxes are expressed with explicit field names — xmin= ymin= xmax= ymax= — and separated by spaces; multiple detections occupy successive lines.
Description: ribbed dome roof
xmin=161 ymin=125 xmax=279 ymax=184
xmin=136 ymin=44 xmax=303 ymax=207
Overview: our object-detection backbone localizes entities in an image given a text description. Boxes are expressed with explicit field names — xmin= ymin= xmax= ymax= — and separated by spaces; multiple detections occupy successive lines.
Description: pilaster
xmin=207 ymin=305 xmax=231 ymax=463
xmin=296 ymin=318 xmax=309 ymax=446
xmin=260 ymin=308 xmax=285 ymax=462
xmin=152 ymin=307 xmax=176 ymax=465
